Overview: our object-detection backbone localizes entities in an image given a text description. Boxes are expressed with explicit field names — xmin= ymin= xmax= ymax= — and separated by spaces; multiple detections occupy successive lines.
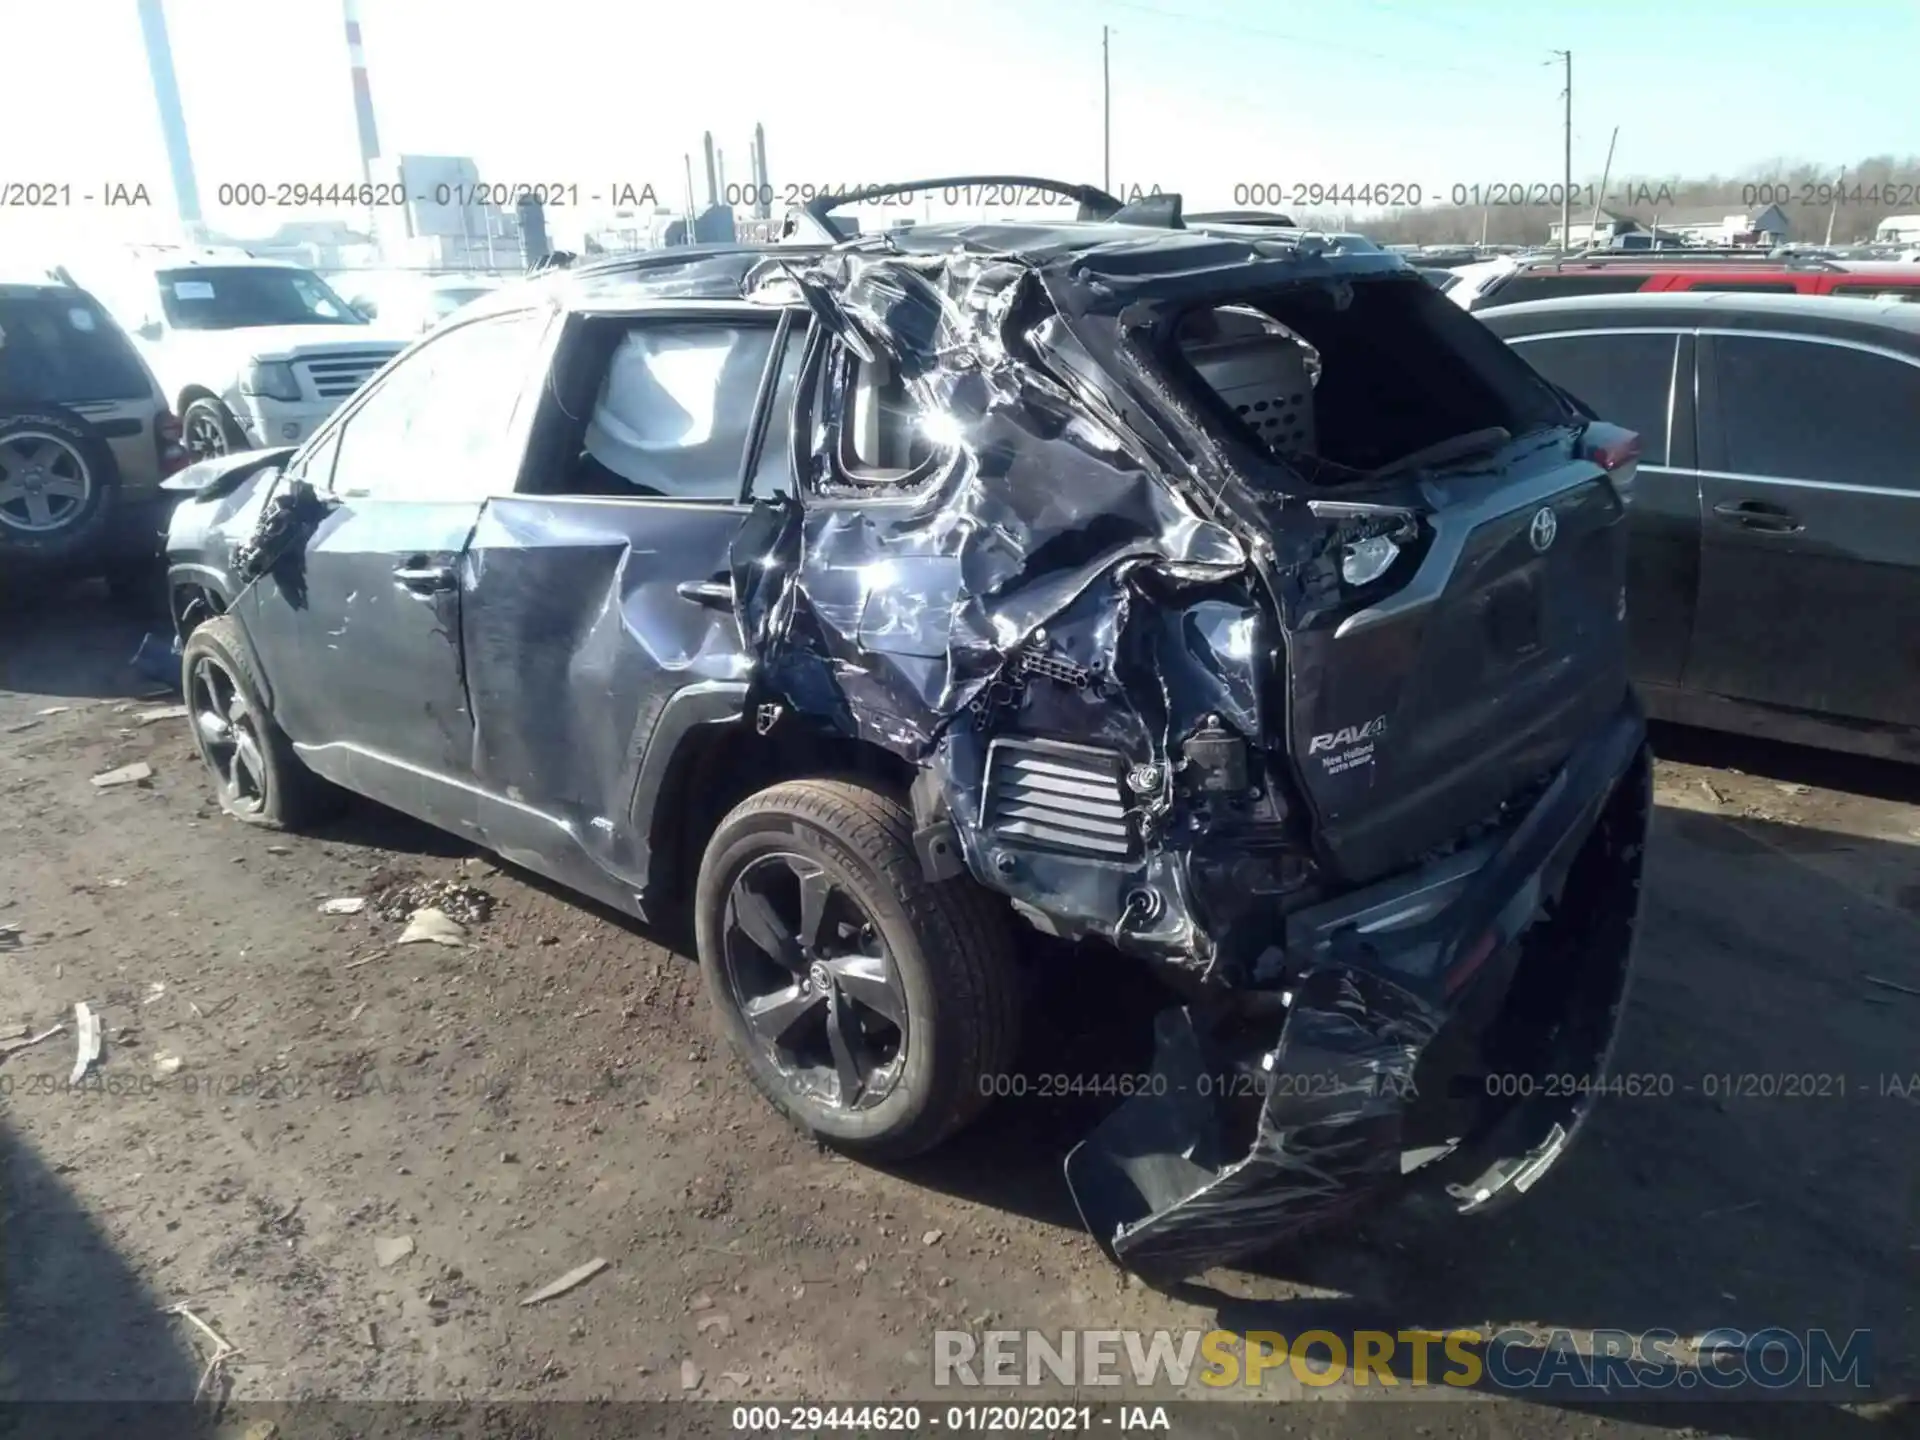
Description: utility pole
xmin=1102 ymin=26 xmax=1112 ymax=192
xmin=1553 ymin=49 xmax=1572 ymax=250
xmin=1825 ymin=168 xmax=1845 ymax=245
xmin=1590 ymin=124 xmax=1617 ymax=243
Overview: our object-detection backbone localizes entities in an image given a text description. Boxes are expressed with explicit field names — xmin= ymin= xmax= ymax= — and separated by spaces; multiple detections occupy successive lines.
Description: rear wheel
xmin=180 ymin=615 xmax=338 ymax=828
xmin=0 ymin=409 xmax=116 ymax=565
xmin=695 ymin=778 xmax=1022 ymax=1159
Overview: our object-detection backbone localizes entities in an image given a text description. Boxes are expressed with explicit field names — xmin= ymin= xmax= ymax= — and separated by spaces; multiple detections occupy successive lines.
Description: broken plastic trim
xmin=1064 ymin=706 xmax=1649 ymax=1281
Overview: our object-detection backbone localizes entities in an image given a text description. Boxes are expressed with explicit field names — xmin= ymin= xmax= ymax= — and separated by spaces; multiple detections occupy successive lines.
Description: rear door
xmin=242 ymin=308 xmax=551 ymax=831
xmin=1501 ymin=326 xmax=1700 ymax=687
xmin=459 ymin=306 xmax=805 ymax=893
xmin=1689 ymin=330 xmax=1920 ymax=727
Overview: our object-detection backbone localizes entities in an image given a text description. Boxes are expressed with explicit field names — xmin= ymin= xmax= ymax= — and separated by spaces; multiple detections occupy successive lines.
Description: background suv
xmin=1465 ymin=252 xmax=1920 ymax=311
xmin=1485 ymin=290 xmax=1920 ymax=762
xmin=55 ymin=248 xmax=407 ymax=461
xmin=0 ymin=276 xmax=186 ymax=594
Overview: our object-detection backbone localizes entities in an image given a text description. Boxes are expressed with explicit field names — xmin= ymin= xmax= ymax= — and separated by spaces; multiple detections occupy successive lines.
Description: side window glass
xmin=746 ymin=323 xmax=809 ymax=501
xmin=1715 ymin=336 xmax=1920 ymax=490
xmin=1510 ymin=332 xmax=1676 ymax=466
xmin=1684 ymin=281 xmax=1797 ymax=293
xmin=1832 ymin=284 xmax=1920 ymax=303
xmin=571 ymin=322 xmax=775 ymax=499
xmin=329 ymin=312 xmax=543 ymax=500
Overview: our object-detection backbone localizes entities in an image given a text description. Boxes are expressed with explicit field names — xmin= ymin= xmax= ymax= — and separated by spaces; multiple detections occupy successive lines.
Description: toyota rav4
xmin=160 ymin=179 xmax=1652 ymax=1281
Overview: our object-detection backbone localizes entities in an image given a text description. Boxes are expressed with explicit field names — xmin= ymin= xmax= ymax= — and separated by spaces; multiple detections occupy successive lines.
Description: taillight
xmin=156 ymin=411 xmax=189 ymax=476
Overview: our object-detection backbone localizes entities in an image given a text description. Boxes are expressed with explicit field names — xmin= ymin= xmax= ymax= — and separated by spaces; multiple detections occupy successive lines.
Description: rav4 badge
xmin=1307 ymin=716 xmax=1388 ymax=756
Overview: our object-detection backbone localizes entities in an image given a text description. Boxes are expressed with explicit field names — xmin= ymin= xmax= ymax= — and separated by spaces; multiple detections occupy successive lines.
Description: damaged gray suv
xmin=161 ymin=179 xmax=1653 ymax=1281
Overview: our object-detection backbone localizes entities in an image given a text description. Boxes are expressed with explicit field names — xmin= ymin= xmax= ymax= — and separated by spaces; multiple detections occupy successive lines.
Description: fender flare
xmin=625 ymin=679 xmax=751 ymax=884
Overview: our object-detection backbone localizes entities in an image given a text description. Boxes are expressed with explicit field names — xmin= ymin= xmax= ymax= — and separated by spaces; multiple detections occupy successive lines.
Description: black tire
xmin=0 ymin=408 xmax=117 ymax=565
xmin=180 ymin=615 xmax=340 ymax=829
xmin=181 ymin=398 xmax=249 ymax=461
xmin=695 ymin=778 xmax=1022 ymax=1159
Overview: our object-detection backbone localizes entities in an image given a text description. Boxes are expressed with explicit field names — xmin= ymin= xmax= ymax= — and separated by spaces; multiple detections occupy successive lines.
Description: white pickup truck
xmin=61 ymin=250 xmax=410 ymax=461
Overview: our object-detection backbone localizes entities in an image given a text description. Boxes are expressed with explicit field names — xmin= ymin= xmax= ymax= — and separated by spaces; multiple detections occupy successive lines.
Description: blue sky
xmin=4 ymin=0 xmax=1917 ymax=246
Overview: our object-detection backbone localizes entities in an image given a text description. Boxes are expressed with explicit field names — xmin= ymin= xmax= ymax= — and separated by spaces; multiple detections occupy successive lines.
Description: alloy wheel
xmin=0 ymin=432 xmax=91 ymax=534
xmin=720 ymin=852 xmax=909 ymax=1111
xmin=187 ymin=655 xmax=268 ymax=815
xmin=184 ymin=409 xmax=230 ymax=461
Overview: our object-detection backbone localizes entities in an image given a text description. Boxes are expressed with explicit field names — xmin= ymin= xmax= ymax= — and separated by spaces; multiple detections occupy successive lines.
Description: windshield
xmin=156 ymin=266 xmax=364 ymax=330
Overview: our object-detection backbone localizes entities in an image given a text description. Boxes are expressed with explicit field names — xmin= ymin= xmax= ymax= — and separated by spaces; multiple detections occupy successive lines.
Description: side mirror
xmin=351 ymin=297 xmax=378 ymax=319
xmin=135 ymin=320 xmax=164 ymax=342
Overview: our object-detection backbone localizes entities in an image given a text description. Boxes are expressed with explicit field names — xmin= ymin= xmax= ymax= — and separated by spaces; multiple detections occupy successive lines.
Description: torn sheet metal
xmin=733 ymin=245 xmax=1314 ymax=983
xmin=1065 ymin=722 xmax=1649 ymax=1281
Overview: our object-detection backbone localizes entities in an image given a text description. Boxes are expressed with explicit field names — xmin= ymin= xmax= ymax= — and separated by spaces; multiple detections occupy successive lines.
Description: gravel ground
xmin=1 ymin=581 xmax=1915 ymax=1440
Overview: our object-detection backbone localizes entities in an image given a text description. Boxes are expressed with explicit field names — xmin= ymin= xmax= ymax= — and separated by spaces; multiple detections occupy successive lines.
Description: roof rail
xmin=1534 ymin=249 xmax=1841 ymax=272
xmin=567 ymin=240 xmax=824 ymax=281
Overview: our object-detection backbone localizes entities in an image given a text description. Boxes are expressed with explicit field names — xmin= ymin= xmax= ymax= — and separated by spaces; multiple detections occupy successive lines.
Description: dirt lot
xmin=2 ymin=581 xmax=1916 ymax=1439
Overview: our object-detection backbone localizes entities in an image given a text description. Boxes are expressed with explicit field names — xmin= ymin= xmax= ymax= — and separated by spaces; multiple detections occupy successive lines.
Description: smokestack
xmin=341 ymin=0 xmax=382 ymax=186
xmin=136 ymin=0 xmax=204 ymax=240
xmin=516 ymin=194 xmax=549 ymax=269
xmin=717 ymin=149 xmax=727 ymax=208
xmin=753 ymin=122 xmax=770 ymax=220
xmin=702 ymin=132 xmax=719 ymax=209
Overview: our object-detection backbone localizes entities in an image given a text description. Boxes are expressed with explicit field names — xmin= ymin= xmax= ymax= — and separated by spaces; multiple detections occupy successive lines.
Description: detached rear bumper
xmin=1065 ymin=699 xmax=1651 ymax=1282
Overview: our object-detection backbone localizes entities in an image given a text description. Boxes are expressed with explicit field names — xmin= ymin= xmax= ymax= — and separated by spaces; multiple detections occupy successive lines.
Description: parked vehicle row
xmin=335 ymin=271 xmax=503 ymax=335
xmin=1458 ymin=251 xmax=1920 ymax=311
xmin=5 ymin=252 xmax=463 ymax=592
xmin=53 ymin=247 xmax=410 ymax=461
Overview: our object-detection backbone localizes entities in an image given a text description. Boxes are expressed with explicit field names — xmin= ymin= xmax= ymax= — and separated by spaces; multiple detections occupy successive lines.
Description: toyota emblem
xmin=1528 ymin=506 xmax=1558 ymax=552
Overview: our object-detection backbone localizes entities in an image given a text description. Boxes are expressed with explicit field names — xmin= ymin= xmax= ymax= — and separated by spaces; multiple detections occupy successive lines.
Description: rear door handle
xmin=676 ymin=579 xmax=734 ymax=610
xmin=393 ymin=560 xmax=457 ymax=593
xmin=1712 ymin=499 xmax=1803 ymax=534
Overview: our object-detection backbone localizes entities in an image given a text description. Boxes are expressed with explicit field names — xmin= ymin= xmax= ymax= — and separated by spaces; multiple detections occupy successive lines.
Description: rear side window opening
xmin=1167 ymin=277 xmax=1574 ymax=484
xmin=806 ymin=341 xmax=949 ymax=492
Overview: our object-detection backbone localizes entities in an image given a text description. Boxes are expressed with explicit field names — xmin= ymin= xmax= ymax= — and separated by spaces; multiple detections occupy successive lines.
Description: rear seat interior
xmin=843 ymin=351 xmax=934 ymax=479
xmin=1177 ymin=304 xmax=1320 ymax=461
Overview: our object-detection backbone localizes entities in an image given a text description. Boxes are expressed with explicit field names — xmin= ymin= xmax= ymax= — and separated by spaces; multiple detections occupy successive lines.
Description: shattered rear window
xmin=1171 ymin=278 xmax=1572 ymax=481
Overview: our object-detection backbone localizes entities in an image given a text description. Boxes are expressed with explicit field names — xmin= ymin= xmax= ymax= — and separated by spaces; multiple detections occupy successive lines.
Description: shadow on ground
xmin=890 ymin=797 xmax=1920 ymax=1437
xmin=1650 ymin=720 xmax=1920 ymax=807
xmin=0 ymin=578 xmax=166 ymax=705
xmin=0 ymin=1113 xmax=212 ymax=1435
